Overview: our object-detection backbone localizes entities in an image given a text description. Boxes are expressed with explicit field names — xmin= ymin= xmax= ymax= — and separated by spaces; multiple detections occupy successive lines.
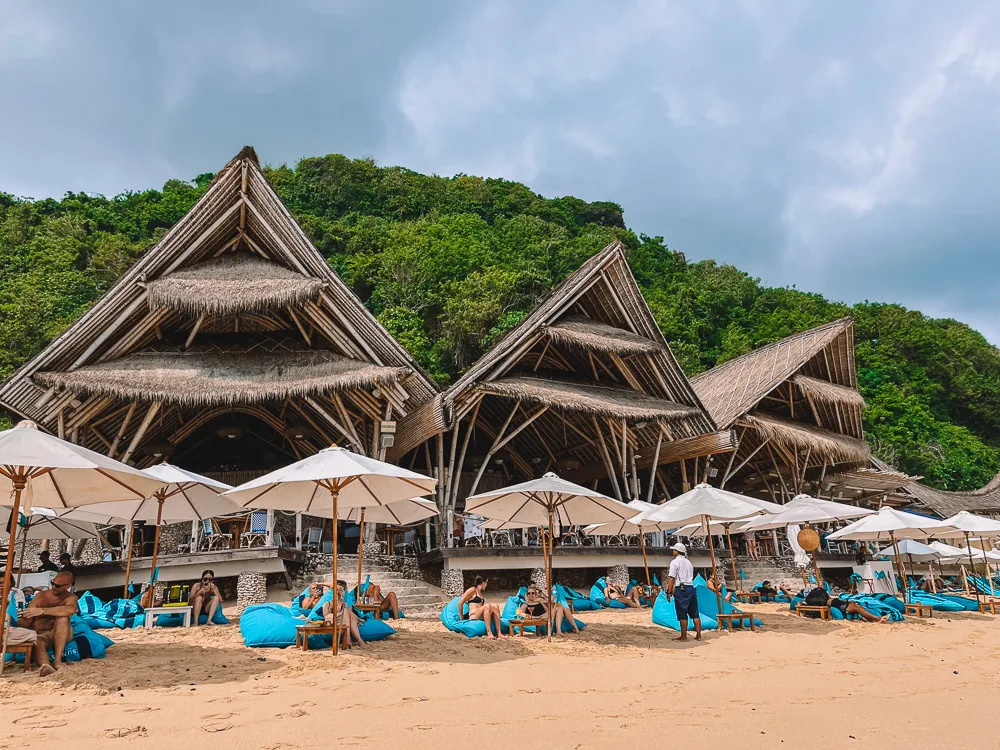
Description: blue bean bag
xmin=102 ymin=598 xmax=143 ymax=621
xmin=291 ymin=586 xmax=312 ymax=617
xmin=500 ymin=596 xmax=585 ymax=634
xmin=931 ymin=594 xmax=979 ymax=611
xmin=156 ymin=607 xmax=229 ymax=627
xmin=651 ymin=590 xmax=718 ymax=631
xmin=77 ymin=591 xmax=104 ymax=618
xmin=905 ymin=591 xmax=965 ymax=612
xmin=840 ymin=594 xmax=905 ymax=622
xmin=695 ymin=583 xmax=762 ymax=629
xmin=240 ymin=603 xmax=328 ymax=648
xmin=590 ymin=577 xmax=627 ymax=608
xmin=5 ymin=616 xmax=113 ymax=664
xmin=440 ymin=597 xmax=508 ymax=638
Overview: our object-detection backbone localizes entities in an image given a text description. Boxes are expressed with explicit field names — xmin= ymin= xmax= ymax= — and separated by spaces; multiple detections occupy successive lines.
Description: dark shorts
xmin=674 ymin=585 xmax=699 ymax=622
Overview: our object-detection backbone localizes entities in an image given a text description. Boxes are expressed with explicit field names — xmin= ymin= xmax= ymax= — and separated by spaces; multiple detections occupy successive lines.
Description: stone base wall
xmin=441 ymin=569 xmax=464 ymax=597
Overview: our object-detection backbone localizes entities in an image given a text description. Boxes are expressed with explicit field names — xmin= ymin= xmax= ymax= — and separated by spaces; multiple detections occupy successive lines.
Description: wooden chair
xmin=303 ymin=527 xmax=323 ymax=553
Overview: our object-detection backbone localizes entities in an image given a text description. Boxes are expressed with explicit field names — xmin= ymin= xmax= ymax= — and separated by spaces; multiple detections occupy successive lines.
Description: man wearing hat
xmin=666 ymin=542 xmax=701 ymax=642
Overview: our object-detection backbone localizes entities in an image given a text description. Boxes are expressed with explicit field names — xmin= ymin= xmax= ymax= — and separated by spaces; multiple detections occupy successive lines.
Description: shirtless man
xmin=16 ymin=571 xmax=77 ymax=675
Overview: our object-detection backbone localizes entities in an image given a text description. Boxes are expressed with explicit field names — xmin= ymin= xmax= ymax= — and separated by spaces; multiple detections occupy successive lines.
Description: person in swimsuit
xmin=16 ymin=571 xmax=77 ymax=675
xmin=323 ymin=580 xmax=365 ymax=648
xmin=517 ymin=586 xmax=549 ymax=635
xmin=458 ymin=576 xmax=502 ymax=639
xmin=189 ymin=569 xmax=221 ymax=625
xmin=301 ymin=582 xmax=329 ymax=610
xmin=604 ymin=579 xmax=643 ymax=608
xmin=358 ymin=583 xmax=401 ymax=620
xmin=706 ymin=575 xmax=735 ymax=602
xmin=529 ymin=586 xmax=580 ymax=636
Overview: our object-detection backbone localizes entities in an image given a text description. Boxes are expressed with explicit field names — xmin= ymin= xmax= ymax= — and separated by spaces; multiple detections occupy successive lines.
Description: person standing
xmin=666 ymin=542 xmax=701 ymax=642
xmin=36 ymin=550 xmax=59 ymax=573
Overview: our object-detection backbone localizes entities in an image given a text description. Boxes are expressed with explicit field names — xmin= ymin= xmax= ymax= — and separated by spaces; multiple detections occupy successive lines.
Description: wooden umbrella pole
xmin=0 ymin=475 xmax=26 ymax=677
xmin=356 ymin=509 xmax=365 ymax=597
xmin=704 ymin=515 xmax=724 ymax=619
xmin=546 ymin=508 xmax=554 ymax=641
xmin=979 ymin=537 xmax=995 ymax=597
xmin=965 ymin=533 xmax=981 ymax=605
xmin=149 ymin=493 xmax=165 ymax=577
xmin=122 ymin=522 xmax=135 ymax=598
xmin=331 ymin=486 xmax=339 ymax=655
xmin=724 ymin=524 xmax=739 ymax=593
xmin=639 ymin=531 xmax=651 ymax=587
xmin=890 ymin=533 xmax=907 ymax=602
xmin=807 ymin=524 xmax=823 ymax=587
xmin=15 ymin=520 xmax=29 ymax=590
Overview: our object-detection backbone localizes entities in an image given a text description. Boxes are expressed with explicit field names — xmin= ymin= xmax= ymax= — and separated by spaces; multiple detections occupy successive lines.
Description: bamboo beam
xmin=467 ymin=401 xmax=521 ymax=499
xmin=121 ymin=401 xmax=161 ymax=463
xmin=108 ymin=402 xmax=137 ymax=459
xmin=592 ymin=416 xmax=623 ymax=502
xmin=448 ymin=400 xmax=481 ymax=509
xmin=287 ymin=306 xmax=312 ymax=346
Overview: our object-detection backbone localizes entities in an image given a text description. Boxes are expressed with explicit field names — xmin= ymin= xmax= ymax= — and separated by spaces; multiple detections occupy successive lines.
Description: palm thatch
xmin=34 ymin=351 xmax=408 ymax=407
xmin=477 ymin=376 xmax=699 ymax=422
xmin=792 ymin=374 xmax=865 ymax=410
xmin=147 ymin=253 xmax=324 ymax=316
xmin=541 ymin=316 xmax=665 ymax=356
xmin=740 ymin=412 xmax=870 ymax=465
xmin=896 ymin=467 xmax=1000 ymax=517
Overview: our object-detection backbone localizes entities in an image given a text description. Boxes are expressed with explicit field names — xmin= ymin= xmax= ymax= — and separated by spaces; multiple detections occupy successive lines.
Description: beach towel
xmin=439 ymin=597 xmax=508 ymax=638
xmin=650 ymin=590 xmax=718 ymax=631
xmin=590 ymin=577 xmax=627 ymax=608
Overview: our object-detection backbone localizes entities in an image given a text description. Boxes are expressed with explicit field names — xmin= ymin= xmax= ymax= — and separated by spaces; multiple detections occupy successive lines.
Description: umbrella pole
xmin=331 ymin=486 xmax=339 ymax=655
xmin=929 ymin=563 xmax=936 ymax=593
xmin=639 ymin=532 xmax=651 ymax=587
xmin=546 ymin=510 xmax=554 ymax=641
xmin=704 ymin=515 xmax=724 ymax=621
xmin=356 ymin=509 xmax=365 ymax=597
xmin=965 ymin=532 xmax=981 ymax=606
xmin=14 ymin=520 xmax=29 ymax=590
xmin=0 ymin=475 xmax=26 ymax=678
xmin=123 ymin=522 xmax=135 ymax=598
xmin=149 ymin=493 xmax=165 ymax=581
xmin=890 ymin=532 xmax=906 ymax=602
xmin=979 ymin=537 xmax=994 ymax=598
xmin=724 ymin=524 xmax=739 ymax=593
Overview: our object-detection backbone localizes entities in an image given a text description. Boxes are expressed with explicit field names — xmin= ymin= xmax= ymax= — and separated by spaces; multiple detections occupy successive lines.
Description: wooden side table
xmin=736 ymin=591 xmax=761 ymax=604
xmin=509 ymin=617 xmax=549 ymax=636
xmin=905 ymin=602 xmax=933 ymax=618
xmin=354 ymin=603 xmax=382 ymax=620
xmin=295 ymin=624 xmax=348 ymax=650
xmin=4 ymin=643 xmax=33 ymax=670
xmin=977 ymin=599 xmax=1000 ymax=614
xmin=795 ymin=605 xmax=832 ymax=620
xmin=716 ymin=612 xmax=756 ymax=631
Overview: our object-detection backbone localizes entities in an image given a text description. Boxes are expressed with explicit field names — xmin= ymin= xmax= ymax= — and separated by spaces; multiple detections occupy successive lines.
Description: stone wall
xmin=3 ymin=537 xmax=105 ymax=571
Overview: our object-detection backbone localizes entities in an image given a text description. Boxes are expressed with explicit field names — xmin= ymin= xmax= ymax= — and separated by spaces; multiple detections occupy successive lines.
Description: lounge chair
xmin=240 ymin=510 xmax=269 ymax=548
xmin=201 ymin=519 xmax=232 ymax=551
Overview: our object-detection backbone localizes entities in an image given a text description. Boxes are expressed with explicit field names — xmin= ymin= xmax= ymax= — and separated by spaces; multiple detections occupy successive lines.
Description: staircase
xmin=297 ymin=554 xmax=448 ymax=619
xmin=718 ymin=555 xmax=809 ymax=589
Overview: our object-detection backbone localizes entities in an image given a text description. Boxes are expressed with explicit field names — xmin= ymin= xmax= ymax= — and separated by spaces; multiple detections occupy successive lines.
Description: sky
xmin=3 ymin=1 xmax=1000 ymax=341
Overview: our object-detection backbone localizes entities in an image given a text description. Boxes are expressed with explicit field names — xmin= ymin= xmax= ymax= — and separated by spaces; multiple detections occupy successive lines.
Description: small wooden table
xmin=716 ymin=612 xmax=757 ymax=631
xmin=4 ymin=643 xmax=33 ymax=670
xmin=144 ymin=605 xmax=192 ymax=629
xmin=295 ymin=623 xmax=348 ymax=650
xmin=795 ymin=605 xmax=832 ymax=620
xmin=736 ymin=591 xmax=761 ymax=604
xmin=905 ymin=602 xmax=934 ymax=618
xmin=354 ymin=603 xmax=382 ymax=620
xmin=509 ymin=617 xmax=549 ymax=636
xmin=977 ymin=599 xmax=1000 ymax=614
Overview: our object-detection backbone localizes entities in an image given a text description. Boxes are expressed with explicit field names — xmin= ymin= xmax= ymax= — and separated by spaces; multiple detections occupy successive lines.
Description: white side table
xmin=144 ymin=605 xmax=193 ymax=629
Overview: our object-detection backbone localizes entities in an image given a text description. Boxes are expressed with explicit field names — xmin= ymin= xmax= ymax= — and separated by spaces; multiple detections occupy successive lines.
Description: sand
xmin=1 ymin=601 xmax=998 ymax=749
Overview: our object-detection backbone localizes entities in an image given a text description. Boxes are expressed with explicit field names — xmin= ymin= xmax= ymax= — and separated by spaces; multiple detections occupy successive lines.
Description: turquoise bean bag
xmin=77 ymin=591 xmax=104 ymax=618
xmin=290 ymin=586 xmax=312 ymax=617
xmin=932 ymin=594 xmax=979 ymax=611
xmin=590 ymin=577 xmax=627 ymax=608
xmin=695 ymin=582 xmax=762 ymax=629
xmin=439 ymin=597 xmax=508 ymax=638
xmin=5 ymin=616 xmax=113 ymax=664
xmin=156 ymin=607 xmax=229 ymax=627
xmin=500 ymin=596 xmax=585 ymax=634
xmin=905 ymin=591 xmax=964 ymax=612
xmin=240 ymin=603 xmax=395 ymax=648
xmin=651 ymin=591 xmax=718 ymax=631
xmin=554 ymin=583 xmax=599 ymax=612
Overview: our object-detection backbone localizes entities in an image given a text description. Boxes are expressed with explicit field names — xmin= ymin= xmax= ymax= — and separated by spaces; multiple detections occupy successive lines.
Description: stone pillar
xmin=530 ymin=567 xmax=547 ymax=590
xmin=607 ymin=564 xmax=629 ymax=588
xmin=236 ymin=571 xmax=267 ymax=614
xmin=441 ymin=568 xmax=464 ymax=597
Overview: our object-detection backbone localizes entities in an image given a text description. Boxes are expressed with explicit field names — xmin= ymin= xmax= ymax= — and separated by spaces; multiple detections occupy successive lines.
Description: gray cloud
xmin=2 ymin=1 xmax=1000 ymax=341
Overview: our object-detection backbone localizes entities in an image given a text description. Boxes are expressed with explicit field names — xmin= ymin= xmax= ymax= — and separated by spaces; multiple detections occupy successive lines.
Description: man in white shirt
xmin=666 ymin=542 xmax=701 ymax=641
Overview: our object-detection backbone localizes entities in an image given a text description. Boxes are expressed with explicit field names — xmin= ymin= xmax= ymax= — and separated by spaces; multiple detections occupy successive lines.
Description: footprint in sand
xmin=291 ymin=701 xmax=315 ymax=708
xmin=518 ymin=688 xmax=541 ymax=694
xmin=201 ymin=724 xmax=234 ymax=733
xmin=207 ymin=697 xmax=234 ymax=704
xmin=103 ymin=726 xmax=147 ymax=739
xmin=200 ymin=712 xmax=236 ymax=721
xmin=121 ymin=706 xmax=159 ymax=714
xmin=14 ymin=707 xmax=74 ymax=729
xmin=278 ymin=709 xmax=309 ymax=718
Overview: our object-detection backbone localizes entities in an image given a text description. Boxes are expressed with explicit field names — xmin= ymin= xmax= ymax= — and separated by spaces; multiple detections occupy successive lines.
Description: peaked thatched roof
xmin=791 ymin=374 xmax=866 ymax=410
xmin=476 ymin=376 xmax=699 ymax=422
xmin=147 ymin=253 xmax=324 ymax=316
xmin=541 ymin=316 xmax=665 ymax=356
xmin=740 ymin=413 xmax=870 ymax=465
xmin=692 ymin=317 xmax=859 ymax=431
xmin=34 ymin=351 xmax=408 ymax=407
xmin=896 ymin=471 xmax=1000 ymax=518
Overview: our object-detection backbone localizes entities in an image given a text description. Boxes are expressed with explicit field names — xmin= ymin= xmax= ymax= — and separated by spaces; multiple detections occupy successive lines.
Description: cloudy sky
xmin=3 ymin=1 xmax=1000 ymax=341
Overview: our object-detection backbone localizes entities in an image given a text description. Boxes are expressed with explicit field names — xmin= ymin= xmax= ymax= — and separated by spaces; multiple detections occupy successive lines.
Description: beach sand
xmin=1 ymin=601 xmax=998 ymax=749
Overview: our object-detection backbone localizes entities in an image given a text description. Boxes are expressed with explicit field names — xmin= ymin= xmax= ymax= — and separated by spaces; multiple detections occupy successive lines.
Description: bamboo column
xmin=0 ymin=474 xmax=26 ymax=676
xmin=330 ymin=485 xmax=340 ymax=655
xmin=356 ymin=509 xmax=366 ymax=596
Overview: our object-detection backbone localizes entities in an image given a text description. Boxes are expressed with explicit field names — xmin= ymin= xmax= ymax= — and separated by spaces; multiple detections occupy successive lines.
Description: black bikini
xmin=525 ymin=602 xmax=545 ymax=617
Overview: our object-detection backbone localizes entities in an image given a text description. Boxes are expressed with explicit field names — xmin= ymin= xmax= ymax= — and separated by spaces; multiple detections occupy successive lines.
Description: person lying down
xmin=782 ymin=585 xmax=888 ymax=623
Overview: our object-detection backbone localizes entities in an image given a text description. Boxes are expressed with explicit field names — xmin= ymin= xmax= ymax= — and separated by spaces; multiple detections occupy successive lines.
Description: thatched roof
xmin=147 ymin=253 xmax=323 ymax=316
xmin=34 ymin=351 xmax=408 ymax=407
xmin=541 ymin=316 xmax=665 ymax=356
xmin=476 ymin=376 xmax=700 ymax=422
xmin=692 ymin=318 xmax=856 ymax=430
xmin=792 ymin=374 xmax=866 ymax=410
xmin=897 ymin=471 xmax=1000 ymax=518
xmin=740 ymin=412 xmax=870 ymax=465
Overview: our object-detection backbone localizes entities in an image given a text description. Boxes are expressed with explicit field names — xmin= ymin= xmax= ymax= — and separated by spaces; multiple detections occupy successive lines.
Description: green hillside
xmin=2 ymin=153 xmax=998 ymax=490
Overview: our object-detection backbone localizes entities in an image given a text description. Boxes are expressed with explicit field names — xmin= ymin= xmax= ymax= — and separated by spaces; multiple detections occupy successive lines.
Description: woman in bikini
xmin=458 ymin=576 xmax=502 ymax=639
xmin=323 ymin=580 xmax=366 ymax=648
xmin=604 ymin=579 xmax=643 ymax=608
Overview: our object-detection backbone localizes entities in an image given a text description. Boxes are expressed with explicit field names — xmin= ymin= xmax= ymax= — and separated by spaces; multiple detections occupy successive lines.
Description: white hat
xmin=671 ymin=542 xmax=687 ymax=554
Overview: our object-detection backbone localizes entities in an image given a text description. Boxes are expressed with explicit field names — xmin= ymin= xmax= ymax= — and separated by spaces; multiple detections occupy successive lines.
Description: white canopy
xmin=936 ymin=511 xmax=1000 ymax=540
xmin=341 ymin=498 xmax=438 ymax=526
xmin=476 ymin=517 xmax=539 ymax=531
xmin=465 ymin=472 xmax=633 ymax=526
xmin=738 ymin=494 xmax=875 ymax=532
xmin=827 ymin=507 xmax=957 ymax=542
xmin=0 ymin=420 xmax=162 ymax=509
xmin=0 ymin=507 xmax=100 ymax=540
xmin=225 ymin=446 xmax=436 ymax=512
xmin=89 ymin=463 xmax=236 ymax=522
xmin=876 ymin=539 xmax=941 ymax=563
xmin=950 ymin=545 xmax=1000 ymax=562
xmin=53 ymin=506 xmax=130 ymax=526
xmin=584 ymin=500 xmax=675 ymax=536
xmin=674 ymin=517 xmax=759 ymax=537
xmin=642 ymin=483 xmax=768 ymax=527
xmin=927 ymin=541 xmax=969 ymax=560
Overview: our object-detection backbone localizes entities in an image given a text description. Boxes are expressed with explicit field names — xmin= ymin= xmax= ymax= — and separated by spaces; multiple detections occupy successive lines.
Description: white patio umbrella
xmin=642 ymin=484 xmax=769 ymax=613
xmin=584 ymin=500 xmax=675 ymax=587
xmin=0 ymin=420 xmax=162 ymax=675
xmin=226 ymin=446 xmax=436 ymax=654
xmin=88 ymin=462 xmax=235 ymax=597
xmin=737 ymin=494 xmax=876 ymax=585
xmin=828 ymin=508 xmax=957 ymax=600
xmin=466 ymin=472 xmax=633 ymax=638
xmin=936 ymin=511 xmax=1000 ymax=598
xmin=876 ymin=539 xmax=943 ymax=593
